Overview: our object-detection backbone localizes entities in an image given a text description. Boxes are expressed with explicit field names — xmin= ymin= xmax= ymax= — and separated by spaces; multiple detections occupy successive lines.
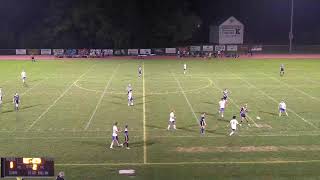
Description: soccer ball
xmin=256 ymin=116 xmax=261 ymax=120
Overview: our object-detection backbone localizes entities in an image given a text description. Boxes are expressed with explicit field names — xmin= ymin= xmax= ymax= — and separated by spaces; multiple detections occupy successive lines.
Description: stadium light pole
xmin=289 ymin=0 xmax=294 ymax=53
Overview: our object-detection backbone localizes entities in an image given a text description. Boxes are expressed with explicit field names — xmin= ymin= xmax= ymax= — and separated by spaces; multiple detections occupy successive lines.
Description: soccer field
xmin=0 ymin=58 xmax=320 ymax=179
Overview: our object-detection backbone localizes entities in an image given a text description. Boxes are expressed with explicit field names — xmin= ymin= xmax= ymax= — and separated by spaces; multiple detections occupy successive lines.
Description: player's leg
xmin=229 ymin=129 xmax=234 ymax=136
xmin=110 ymin=138 xmax=115 ymax=149
xmin=285 ymin=110 xmax=288 ymax=116
xmin=279 ymin=110 xmax=282 ymax=117
xmin=167 ymin=121 xmax=171 ymax=130
xmin=130 ymin=98 xmax=134 ymax=106
xmin=172 ymin=121 xmax=176 ymax=130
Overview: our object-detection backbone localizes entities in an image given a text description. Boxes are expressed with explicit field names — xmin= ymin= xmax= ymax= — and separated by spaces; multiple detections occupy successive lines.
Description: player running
xmin=21 ymin=70 xmax=27 ymax=84
xmin=279 ymin=101 xmax=288 ymax=117
xmin=13 ymin=92 xmax=20 ymax=111
xmin=167 ymin=110 xmax=176 ymax=130
xmin=218 ymin=98 xmax=226 ymax=118
xmin=128 ymin=89 xmax=134 ymax=106
xmin=280 ymin=64 xmax=285 ymax=76
xmin=122 ymin=125 xmax=130 ymax=149
xmin=229 ymin=116 xmax=239 ymax=136
xmin=199 ymin=113 xmax=206 ymax=135
xmin=126 ymin=84 xmax=132 ymax=94
xmin=222 ymin=88 xmax=229 ymax=101
xmin=109 ymin=122 xmax=123 ymax=149
xmin=0 ymin=88 xmax=3 ymax=106
xmin=240 ymin=104 xmax=249 ymax=125
xmin=138 ymin=65 xmax=142 ymax=78
xmin=183 ymin=63 xmax=187 ymax=74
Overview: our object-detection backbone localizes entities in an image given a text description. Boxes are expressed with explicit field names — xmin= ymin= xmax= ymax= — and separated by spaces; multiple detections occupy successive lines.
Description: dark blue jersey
xmin=199 ymin=115 xmax=206 ymax=126
xmin=124 ymin=128 xmax=129 ymax=141
xmin=14 ymin=95 xmax=20 ymax=104
xmin=240 ymin=107 xmax=247 ymax=115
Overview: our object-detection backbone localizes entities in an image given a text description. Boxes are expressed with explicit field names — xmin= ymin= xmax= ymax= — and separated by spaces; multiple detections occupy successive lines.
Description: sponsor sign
xmin=215 ymin=45 xmax=226 ymax=51
xmin=139 ymin=49 xmax=151 ymax=55
xmin=27 ymin=49 xmax=40 ymax=55
xmin=153 ymin=48 xmax=165 ymax=55
xmin=53 ymin=49 xmax=64 ymax=56
xmin=251 ymin=45 xmax=263 ymax=51
xmin=40 ymin=49 xmax=52 ymax=55
xmin=202 ymin=45 xmax=214 ymax=52
xmin=16 ymin=49 xmax=27 ymax=55
xmin=189 ymin=46 xmax=201 ymax=52
xmin=128 ymin=49 xmax=139 ymax=55
xmin=103 ymin=49 xmax=113 ymax=56
xmin=226 ymin=45 xmax=238 ymax=51
xmin=165 ymin=48 xmax=176 ymax=54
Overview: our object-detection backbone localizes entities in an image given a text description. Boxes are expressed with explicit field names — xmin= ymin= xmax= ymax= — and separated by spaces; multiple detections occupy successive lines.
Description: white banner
xmin=128 ymin=49 xmax=139 ymax=55
xmin=189 ymin=46 xmax=201 ymax=52
xmin=219 ymin=17 xmax=244 ymax=44
xmin=251 ymin=45 xmax=263 ymax=51
xmin=139 ymin=49 xmax=151 ymax=55
xmin=202 ymin=45 xmax=214 ymax=52
xmin=165 ymin=48 xmax=176 ymax=54
xmin=103 ymin=49 xmax=113 ymax=55
xmin=40 ymin=49 xmax=52 ymax=55
xmin=16 ymin=49 xmax=27 ymax=55
xmin=53 ymin=49 xmax=64 ymax=55
xmin=226 ymin=45 xmax=238 ymax=51
xmin=215 ymin=45 xmax=226 ymax=51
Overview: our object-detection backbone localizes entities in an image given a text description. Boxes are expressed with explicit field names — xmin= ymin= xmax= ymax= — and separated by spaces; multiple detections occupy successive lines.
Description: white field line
xmin=229 ymin=72 xmax=318 ymax=129
xmin=207 ymin=78 xmax=258 ymax=127
xmin=306 ymin=78 xmax=320 ymax=85
xmin=55 ymin=159 xmax=320 ymax=166
xmin=260 ymin=72 xmax=320 ymax=103
xmin=26 ymin=64 xmax=96 ymax=131
xmin=84 ymin=64 xmax=120 ymax=130
xmin=21 ymin=78 xmax=47 ymax=96
xmin=171 ymin=72 xmax=198 ymax=122
xmin=143 ymin=62 xmax=147 ymax=164
xmin=3 ymin=133 xmax=320 ymax=140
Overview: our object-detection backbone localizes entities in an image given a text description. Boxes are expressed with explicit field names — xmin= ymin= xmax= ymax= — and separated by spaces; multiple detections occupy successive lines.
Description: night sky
xmin=0 ymin=0 xmax=320 ymax=48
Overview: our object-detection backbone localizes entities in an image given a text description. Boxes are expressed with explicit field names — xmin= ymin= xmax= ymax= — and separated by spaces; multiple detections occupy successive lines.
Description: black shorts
xmin=240 ymin=113 xmax=246 ymax=118
xmin=280 ymin=68 xmax=284 ymax=72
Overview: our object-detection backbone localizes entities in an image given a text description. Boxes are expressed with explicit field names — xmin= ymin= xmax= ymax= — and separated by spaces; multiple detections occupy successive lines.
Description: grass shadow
xmin=259 ymin=111 xmax=278 ymax=116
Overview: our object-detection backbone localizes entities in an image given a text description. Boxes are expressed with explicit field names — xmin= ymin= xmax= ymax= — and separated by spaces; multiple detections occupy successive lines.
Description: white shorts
xmin=15 ymin=103 xmax=19 ymax=108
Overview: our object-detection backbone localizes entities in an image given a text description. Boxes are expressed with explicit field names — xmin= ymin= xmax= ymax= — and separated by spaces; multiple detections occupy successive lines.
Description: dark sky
xmin=1 ymin=0 xmax=320 ymax=48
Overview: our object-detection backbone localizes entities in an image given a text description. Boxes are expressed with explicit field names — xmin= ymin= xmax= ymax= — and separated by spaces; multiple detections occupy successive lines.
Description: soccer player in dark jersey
xmin=13 ymin=93 xmax=20 ymax=111
xmin=280 ymin=64 xmax=285 ymax=76
xmin=199 ymin=113 xmax=206 ymax=135
xmin=223 ymin=88 xmax=229 ymax=101
xmin=123 ymin=125 xmax=130 ymax=149
xmin=240 ymin=104 xmax=249 ymax=125
xmin=138 ymin=65 xmax=142 ymax=78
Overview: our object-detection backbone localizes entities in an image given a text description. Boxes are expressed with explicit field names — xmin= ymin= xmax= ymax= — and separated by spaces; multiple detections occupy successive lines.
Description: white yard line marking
xmin=84 ymin=64 xmax=120 ymax=130
xmin=171 ymin=72 xmax=198 ymax=122
xmin=207 ymin=78 xmax=258 ymax=127
xmin=26 ymin=64 xmax=96 ymax=131
xmin=55 ymin=159 xmax=320 ymax=166
xmin=260 ymin=72 xmax=320 ymax=103
xmin=143 ymin=62 xmax=147 ymax=164
xmin=230 ymin=72 xmax=318 ymax=129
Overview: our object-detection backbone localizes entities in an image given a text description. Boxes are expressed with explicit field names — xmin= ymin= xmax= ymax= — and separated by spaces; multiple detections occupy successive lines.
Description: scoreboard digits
xmin=1 ymin=157 xmax=54 ymax=178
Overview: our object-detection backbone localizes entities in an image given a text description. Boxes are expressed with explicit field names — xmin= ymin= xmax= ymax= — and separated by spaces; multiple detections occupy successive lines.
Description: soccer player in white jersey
xmin=109 ymin=122 xmax=123 ymax=149
xmin=229 ymin=115 xmax=239 ymax=136
xmin=183 ymin=63 xmax=187 ymax=74
xmin=222 ymin=88 xmax=229 ymax=102
xmin=126 ymin=84 xmax=132 ymax=94
xmin=279 ymin=101 xmax=288 ymax=117
xmin=218 ymin=98 xmax=226 ymax=118
xmin=167 ymin=110 xmax=176 ymax=130
xmin=128 ymin=90 xmax=133 ymax=106
xmin=21 ymin=70 xmax=27 ymax=84
xmin=280 ymin=64 xmax=285 ymax=76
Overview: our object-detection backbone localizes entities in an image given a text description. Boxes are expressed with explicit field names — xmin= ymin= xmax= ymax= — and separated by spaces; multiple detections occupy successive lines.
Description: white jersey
xmin=169 ymin=112 xmax=175 ymax=122
xmin=183 ymin=64 xmax=187 ymax=70
xmin=128 ymin=91 xmax=133 ymax=100
xmin=219 ymin=100 xmax=226 ymax=108
xmin=112 ymin=125 xmax=118 ymax=136
xmin=21 ymin=71 xmax=26 ymax=78
xmin=279 ymin=102 xmax=286 ymax=109
xmin=230 ymin=119 xmax=239 ymax=130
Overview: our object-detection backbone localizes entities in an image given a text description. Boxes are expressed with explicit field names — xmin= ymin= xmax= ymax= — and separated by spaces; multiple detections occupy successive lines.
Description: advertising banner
xmin=139 ymin=49 xmax=151 ymax=55
xmin=153 ymin=48 xmax=165 ymax=55
xmin=226 ymin=45 xmax=238 ymax=51
xmin=53 ymin=49 xmax=64 ymax=56
xmin=102 ymin=49 xmax=113 ymax=56
xmin=16 ymin=49 xmax=27 ymax=55
xmin=65 ymin=49 xmax=77 ymax=56
xmin=215 ymin=45 xmax=226 ymax=51
xmin=189 ymin=46 xmax=201 ymax=52
xmin=128 ymin=49 xmax=139 ymax=55
xmin=78 ymin=49 xmax=89 ymax=56
xmin=202 ymin=45 xmax=214 ymax=52
xmin=90 ymin=49 xmax=102 ymax=56
xmin=27 ymin=49 xmax=40 ymax=55
xmin=40 ymin=49 xmax=52 ymax=55
xmin=251 ymin=45 xmax=263 ymax=51
xmin=165 ymin=48 xmax=176 ymax=54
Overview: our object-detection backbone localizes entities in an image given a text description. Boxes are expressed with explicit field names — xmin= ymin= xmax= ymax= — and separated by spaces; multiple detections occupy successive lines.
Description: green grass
xmin=0 ymin=58 xmax=320 ymax=179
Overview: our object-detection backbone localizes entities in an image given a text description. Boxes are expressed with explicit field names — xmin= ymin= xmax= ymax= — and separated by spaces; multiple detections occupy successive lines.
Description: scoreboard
xmin=1 ymin=157 xmax=54 ymax=178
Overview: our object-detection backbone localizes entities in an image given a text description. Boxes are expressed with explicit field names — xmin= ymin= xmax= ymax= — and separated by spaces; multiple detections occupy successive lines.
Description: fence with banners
xmin=5 ymin=45 xmax=320 ymax=58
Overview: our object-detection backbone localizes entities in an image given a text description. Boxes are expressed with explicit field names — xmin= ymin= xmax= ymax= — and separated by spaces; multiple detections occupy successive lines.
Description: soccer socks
xmin=110 ymin=142 xmax=114 ymax=148
xmin=229 ymin=131 xmax=234 ymax=136
xmin=173 ymin=125 xmax=176 ymax=130
xmin=167 ymin=125 xmax=171 ymax=130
